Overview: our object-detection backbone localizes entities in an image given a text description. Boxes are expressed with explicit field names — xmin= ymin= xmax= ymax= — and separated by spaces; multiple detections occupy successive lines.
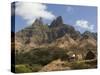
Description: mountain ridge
xmin=15 ymin=16 xmax=97 ymax=52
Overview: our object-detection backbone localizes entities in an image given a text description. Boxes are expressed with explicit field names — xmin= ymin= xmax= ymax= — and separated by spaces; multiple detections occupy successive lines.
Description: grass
xmin=15 ymin=64 xmax=32 ymax=73
xmin=63 ymin=59 xmax=97 ymax=69
xmin=15 ymin=64 xmax=43 ymax=73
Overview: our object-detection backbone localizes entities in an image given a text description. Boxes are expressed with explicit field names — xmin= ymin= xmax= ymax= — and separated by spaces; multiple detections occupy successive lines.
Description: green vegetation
xmin=15 ymin=47 xmax=68 ymax=65
xmin=15 ymin=64 xmax=43 ymax=73
xmin=15 ymin=47 xmax=97 ymax=73
xmin=15 ymin=47 xmax=69 ymax=72
xmin=63 ymin=60 xmax=97 ymax=70
xmin=15 ymin=64 xmax=32 ymax=73
xmin=70 ymin=61 xmax=90 ymax=69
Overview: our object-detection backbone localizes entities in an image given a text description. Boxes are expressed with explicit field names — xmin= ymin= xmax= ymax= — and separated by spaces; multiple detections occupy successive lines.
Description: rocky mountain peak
xmin=82 ymin=31 xmax=97 ymax=40
xmin=83 ymin=31 xmax=91 ymax=35
xmin=32 ymin=17 xmax=43 ymax=27
xmin=50 ymin=16 xmax=63 ymax=28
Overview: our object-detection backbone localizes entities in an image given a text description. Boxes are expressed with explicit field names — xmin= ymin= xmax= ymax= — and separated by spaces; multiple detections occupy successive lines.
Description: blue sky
xmin=12 ymin=2 xmax=97 ymax=33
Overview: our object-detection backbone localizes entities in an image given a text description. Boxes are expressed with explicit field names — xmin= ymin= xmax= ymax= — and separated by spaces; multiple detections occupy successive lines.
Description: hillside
xmin=12 ymin=16 xmax=97 ymax=73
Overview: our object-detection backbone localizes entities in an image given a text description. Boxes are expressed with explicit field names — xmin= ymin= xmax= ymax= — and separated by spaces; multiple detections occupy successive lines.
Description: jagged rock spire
xmin=50 ymin=16 xmax=63 ymax=28
xmin=32 ymin=17 xmax=43 ymax=26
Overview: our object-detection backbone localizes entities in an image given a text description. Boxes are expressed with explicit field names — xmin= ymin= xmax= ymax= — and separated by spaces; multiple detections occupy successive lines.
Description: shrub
xmin=70 ymin=61 xmax=90 ymax=69
xmin=15 ymin=47 xmax=69 ymax=66
xmin=15 ymin=65 xmax=32 ymax=73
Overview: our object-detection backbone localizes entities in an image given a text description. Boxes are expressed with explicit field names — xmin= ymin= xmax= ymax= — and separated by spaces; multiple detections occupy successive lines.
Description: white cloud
xmin=15 ymin=2 xmax=56 ymax=24
xmin=75 ymin=20 xmax=94 ymax=31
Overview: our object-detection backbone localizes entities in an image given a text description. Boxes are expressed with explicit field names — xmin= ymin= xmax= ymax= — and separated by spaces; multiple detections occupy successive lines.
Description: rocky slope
xmin=39 ymin=59 xmax=71 ymax=72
